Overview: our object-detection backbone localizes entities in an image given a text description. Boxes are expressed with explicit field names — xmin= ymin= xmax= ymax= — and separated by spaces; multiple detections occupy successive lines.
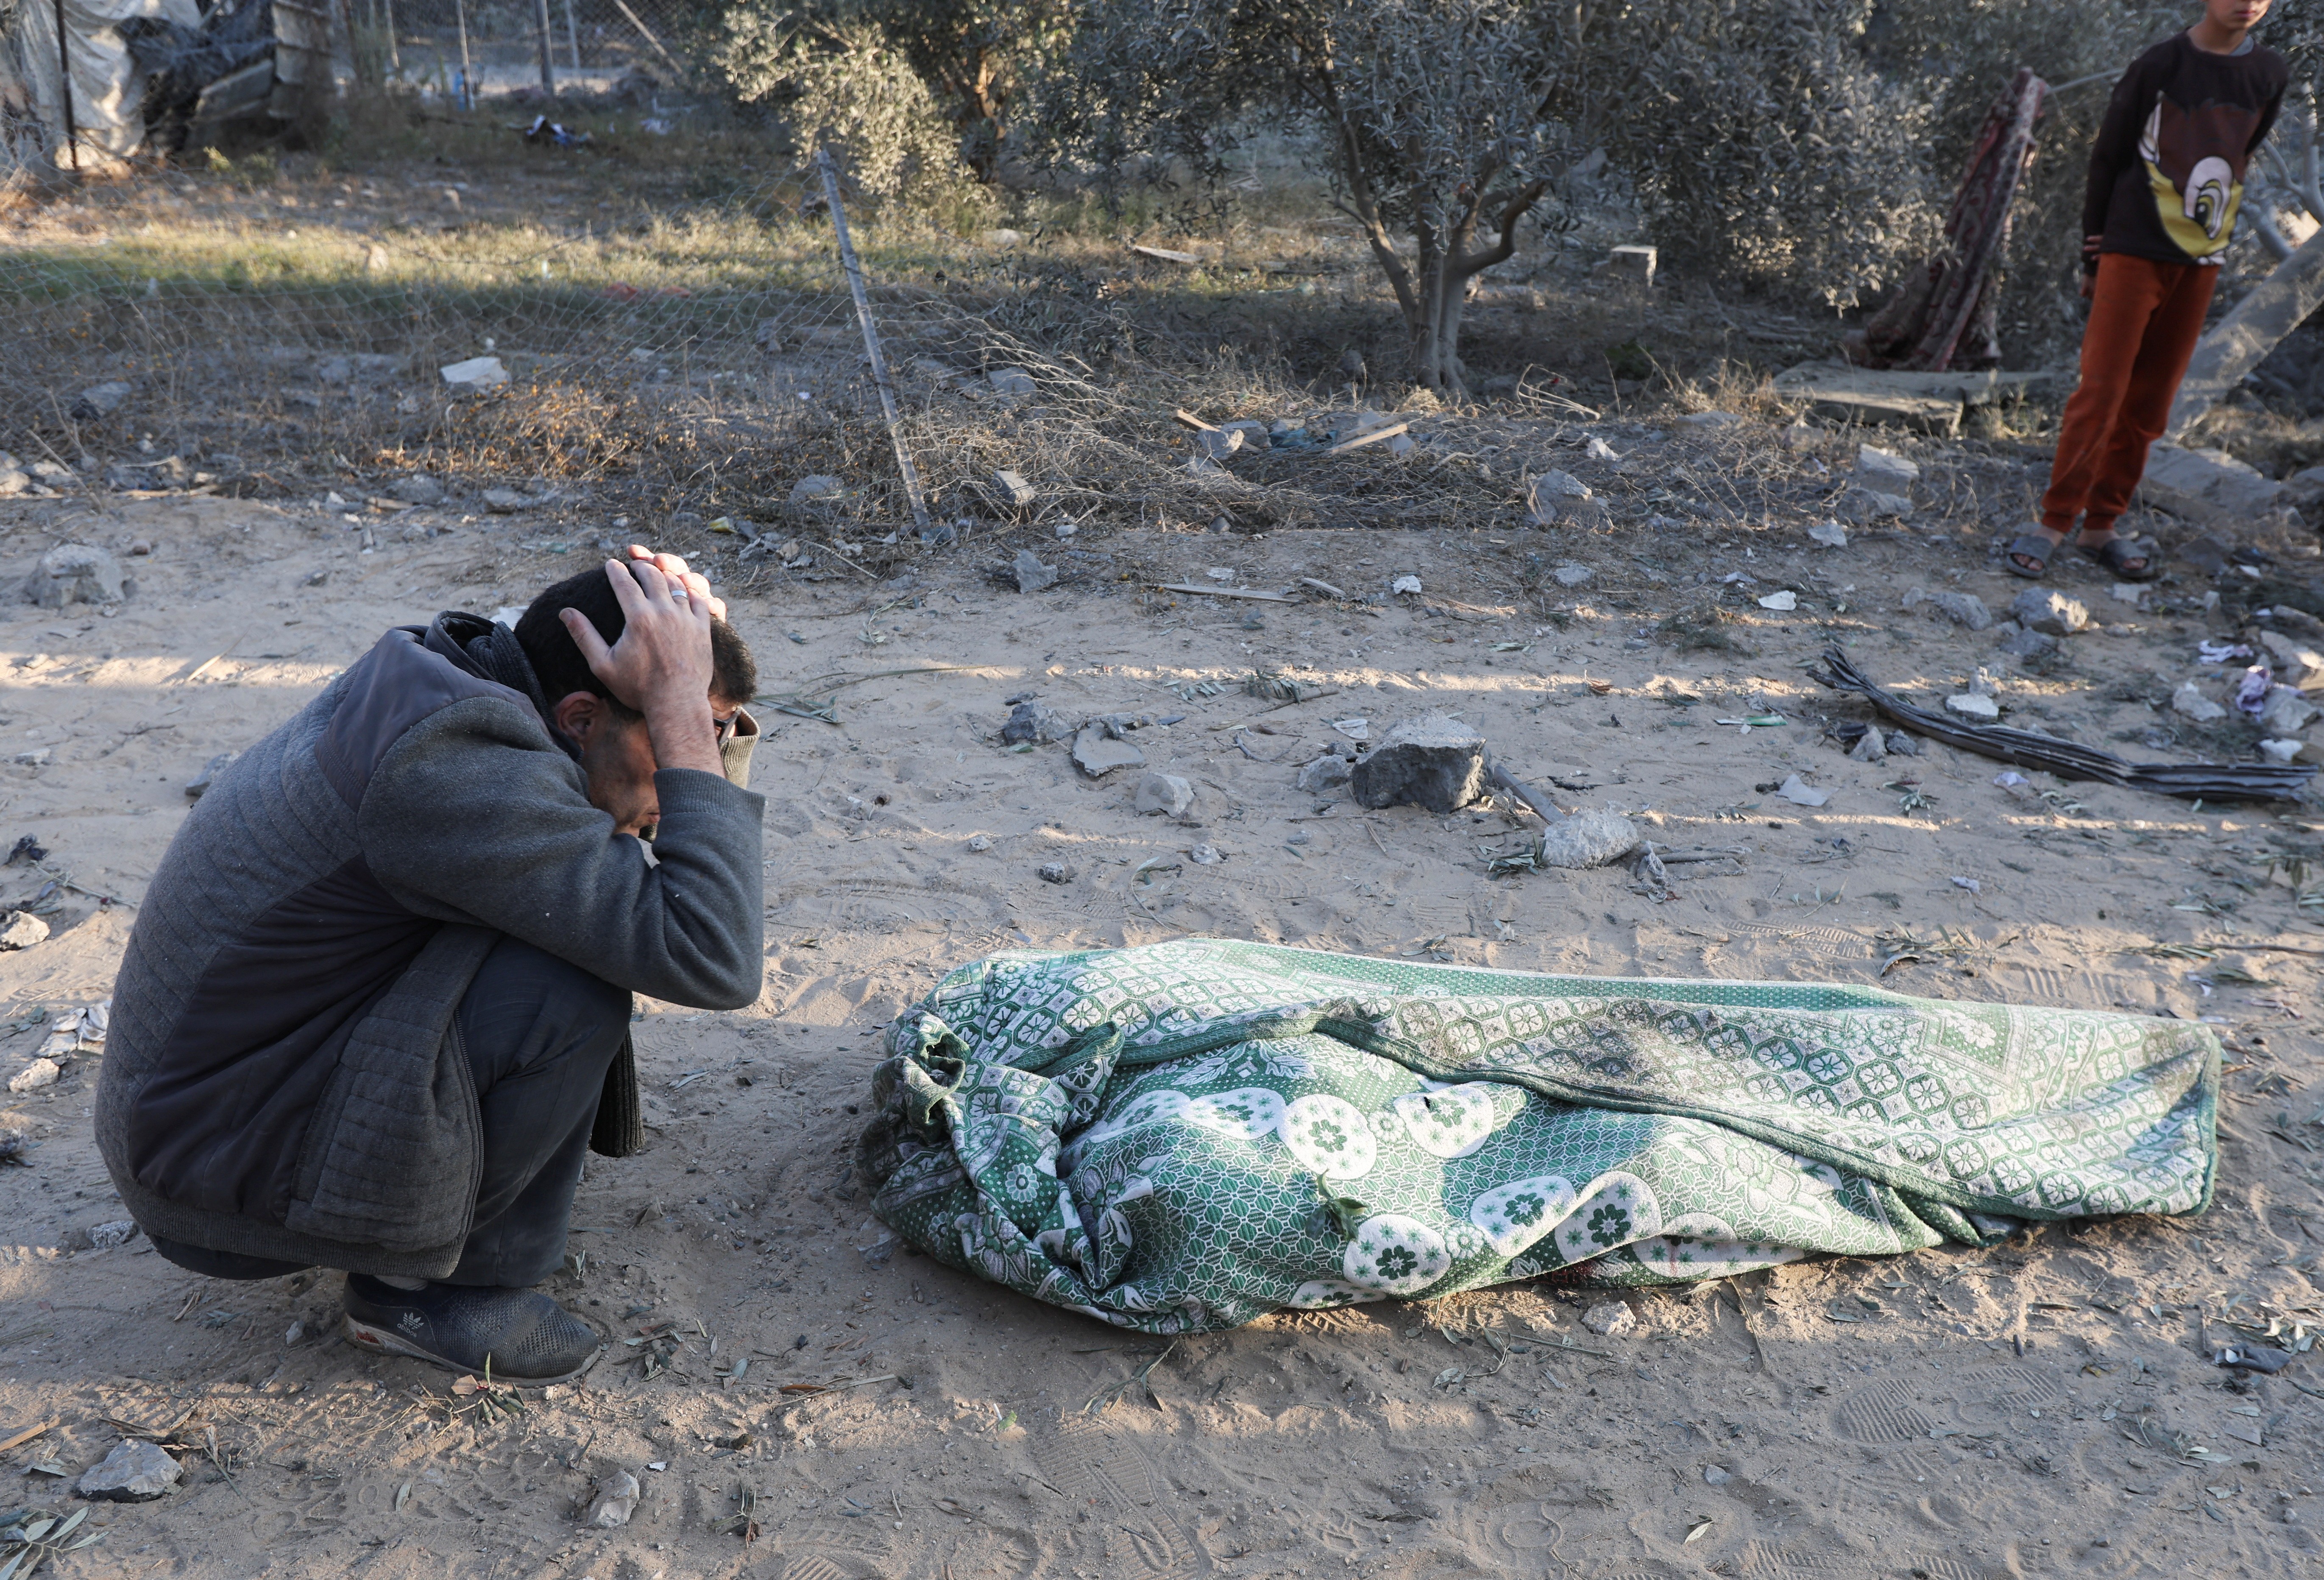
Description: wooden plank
xmin=1153 ymin=583 xmax=1294 ymax=602
xmin=1172 ymin=408 xmax=1219 ymax=431
xmin=1322 ymin=421 xmax=1410 ymax=456
xmin=0 ymin=1416 xmax=60 ymax=1454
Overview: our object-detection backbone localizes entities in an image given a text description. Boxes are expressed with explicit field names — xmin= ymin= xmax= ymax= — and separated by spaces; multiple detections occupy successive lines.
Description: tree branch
xmin=1448 ymin=177 xmax=1549 ymax=280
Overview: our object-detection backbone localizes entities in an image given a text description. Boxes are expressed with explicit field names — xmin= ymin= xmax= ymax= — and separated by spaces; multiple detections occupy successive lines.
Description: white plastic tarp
xmin=4 ymin=0 xmax=203 ymax=163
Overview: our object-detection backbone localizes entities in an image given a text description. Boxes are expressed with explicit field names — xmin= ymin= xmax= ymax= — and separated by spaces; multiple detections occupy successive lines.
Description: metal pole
xmin=51 ymin=0 xmax=76 ymax=170
xmin=563 ymin=0 xmax=579 ymax=70
xmin=385 ymin=0 xmax=400 ymax=72
xmin=816 ymin=145 xmax=931 ymax=536
xmin=532 ymin=0 xmax=555 ymax=98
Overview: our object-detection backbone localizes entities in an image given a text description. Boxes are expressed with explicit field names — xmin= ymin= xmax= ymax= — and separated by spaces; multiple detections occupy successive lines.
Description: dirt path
xmin=1 ymin=477 xmax=2320 ymax=1580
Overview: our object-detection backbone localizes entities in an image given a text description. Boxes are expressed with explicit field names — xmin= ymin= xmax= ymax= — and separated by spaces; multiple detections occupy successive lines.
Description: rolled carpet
xmin=856 ymin=939 xmax=2217 ymax=1334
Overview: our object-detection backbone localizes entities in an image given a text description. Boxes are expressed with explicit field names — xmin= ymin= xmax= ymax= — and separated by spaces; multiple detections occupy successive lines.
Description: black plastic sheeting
xmin=120 ymin=0 xmax=278 ymax=152
xmin=1811 ymin=644 xmax=2318 ymax=804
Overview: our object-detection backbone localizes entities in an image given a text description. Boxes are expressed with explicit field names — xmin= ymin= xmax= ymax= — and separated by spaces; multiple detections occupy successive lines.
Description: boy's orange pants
xmin=2040 ymin=252 xmax=2217 ymax=536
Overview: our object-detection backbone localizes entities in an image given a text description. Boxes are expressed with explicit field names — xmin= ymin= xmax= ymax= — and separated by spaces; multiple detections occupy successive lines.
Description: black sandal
xmin=2005 ymin=531 xmax=2061 ymax=579
xmin=2074 ymin=533 xmax=2159 ymax=582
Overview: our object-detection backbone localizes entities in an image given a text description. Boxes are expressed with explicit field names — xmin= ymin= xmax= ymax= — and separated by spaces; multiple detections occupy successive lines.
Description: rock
xmin=25 ymin=543 xmax=125 ymax=608
xmin=1295 ymin=755 xmax=1353 ymax=793
xmin=966 ymin=835 xmax=992 ymax=852
xmin=1886 ymin=732 xmax=1922 ymax=756
xmin=1847 ymin=730 xmax=1886 ymax=763
xmin=87 ymin=1219 xmax=137 ymax=1248
xmin=1390 ymin=575 xmax=1422 ymax=595
xmin=1839 ymin=486 xmax=1914 ymax=522
xmin=0 ymin=910 xmax=50 ymax=950
xmin=1778 ymin=423 xmax=1820 ymax=451
xmin=78 ymin=1440 xmax=182 ymax=1502
xmin=71 ymin=380 xmax=133 ymax=419
xmin=1551 ymin=563 xmax=1594 ymax=587
xmin=1525 ymin=471 xmax=1591 ymax=525
xmin=1036 ymin=862 xmax=1073 ymax=885
xmin=2171 ymin=681 xmax=2228 ymax=722
xmin=1069 ymin=725 xmax=1144 ymax=778
xmin=1757 ymin=590 xmax=1797 ymax=611
xmin=2140 ymin=442 xmax=2283 ymax=523
xmin=2010 ymin=587 xmax=2090 ymax=636
xmin=2110 ymin=582 xmax=2145 ymax=604
xmin=582 ymin=1469 xmax=640 ymax=1528
xmin=1806 ymin=520 xmax=1848 ymax=548
xmin=1197 ymin=428 xmax=1245 ymax=461
xmin=1993 ymin=625 xmax=2056 ymax=659
xmin=1134 ymin=773 xmax=1194 ymax=816
xmin=2261 ymin=738 xmax=2304 ymax=764
xmin=789 ymin=475 xmax=845 ymax=504
xmin=2259 ymin=687 xmax=2321 ymax=734
xmin=1903 ymin=588 xmax=1992 ymax=631
xmin=1967 ymin=666 xmax=2001 ymax=699
xmin=388 ymin=473 xmax=445 ymax=506
xmin=1013 ymin=549 xmax=1059 ymax=595
xmin=438 ymin=355 xmax=509 ymax=390
xmin=2259 ymin=630 xmax=2324 ymax=690
xmin=13 ymin=748 xmax=49 ymax=767
xmin=0 ymin=470 xmax=29 ymax=496
xmin=1188 ymin=843 xmax=1223 ymax=865
xmin=1704 ymin=1465 xmax=1733 ymax=1485
xmin=7 ymin=1058 xmax=60 ymax=1093
xmin=992 ymin=469 xmax=1037 ymax=508
xmin=1855 ymin=444 xmax=1920 ymax=494
xmin=1581 ymin=1299 xmax=1637 ymax=1337
xmin=986 ymin=367 xmax=1037 ymax=396
xmin=1349 ymin=713 xmax=1488 ymax=813
xmin=1775 ymin=774 xmax=1830 ymax=807
xmin=481 ymin=488 xmax=529 ymax=513
xmin=185 ymin=751 xmax=238 ymax=799
xmin=1000 ymin=701 xmax=1071 ymax=745
xmin=1945 ymin=692 xmax=2001 ymax=721
xmin=1534 ymin=810 xmax=1642 ymax=869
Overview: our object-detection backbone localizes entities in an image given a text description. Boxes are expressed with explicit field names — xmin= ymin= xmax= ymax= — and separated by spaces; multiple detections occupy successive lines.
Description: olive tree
xmin=1044 ymin=0 xmax=1598 ymax=399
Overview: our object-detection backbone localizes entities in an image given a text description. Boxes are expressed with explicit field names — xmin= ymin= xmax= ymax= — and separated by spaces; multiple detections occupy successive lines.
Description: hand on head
xmin=557 ymin=553 xmax=716 ymax=720
xmin=621 ymin=544 xmax=726 ymax=621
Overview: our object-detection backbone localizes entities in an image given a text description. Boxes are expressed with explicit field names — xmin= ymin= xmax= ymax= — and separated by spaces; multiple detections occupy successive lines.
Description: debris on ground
xmin=1530 ymin=810 xmax=1643 ymax=870
xmin=1903 ymin=587 xmax=1992 ymax=631
xmin=1581 ymin=1300 xmax=1637 ymax=1338
xmin=0 ymin=910 xmax=47 ymax=951
xmin=1000 ymin=702 xmax=1070 ymax=746
xmin=1013 ymin=550 xmax=1059 ymax=595
xmin=583 ymin=1469 xmax=641 ymax=1528
xmin=438 ymin=356 xmax=509 ymax=390
xmin=1350 ymin=714 xmax=1487 ymax=812
xmin=24 ymin=544 xmax=126 ymax=609
xmin=1134 ymin=773 xmax=1194 ymax=816
xmin=1037 ymin=862 xmax=1073 ymax=885
xmin=1815 ymin=645 xmax=2318 ymax=801
xmin=2010 ymin=588 xmax=2090 ymax=636
xmin=2171 ymin=682 xmax=2227 ymax=723
xmin=77 ymin=1439 xmax=182 ymax=1502
xmin=1296 ymin=755 xmax=1353 ymax=793
xmin=1775 ymin=774 xmax=1830 ymax=808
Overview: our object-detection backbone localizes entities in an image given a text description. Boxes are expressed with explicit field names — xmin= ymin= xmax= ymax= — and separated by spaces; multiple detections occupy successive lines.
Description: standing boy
xmin=2009 ymin=0 xmax=2285 ymax=581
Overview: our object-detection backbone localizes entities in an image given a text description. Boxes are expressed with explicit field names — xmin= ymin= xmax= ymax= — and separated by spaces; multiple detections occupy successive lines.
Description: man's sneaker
xmin=343 ymin=1275 xmax=603 ymax=1384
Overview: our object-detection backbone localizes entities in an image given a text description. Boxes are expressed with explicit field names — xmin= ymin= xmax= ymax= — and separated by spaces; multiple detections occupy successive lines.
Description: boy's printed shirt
xmin=2087 ymin=31 xmax=2288 ymax=268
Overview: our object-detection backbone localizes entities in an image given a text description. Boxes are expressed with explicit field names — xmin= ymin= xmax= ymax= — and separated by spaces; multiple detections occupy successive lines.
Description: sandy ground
xmin=3 ymin=460 xmax=2324 ymax=1580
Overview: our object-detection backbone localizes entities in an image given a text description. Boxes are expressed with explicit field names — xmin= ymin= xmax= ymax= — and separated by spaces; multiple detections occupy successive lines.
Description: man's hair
xmin=515 ymin=565 xmax=758 ymax=715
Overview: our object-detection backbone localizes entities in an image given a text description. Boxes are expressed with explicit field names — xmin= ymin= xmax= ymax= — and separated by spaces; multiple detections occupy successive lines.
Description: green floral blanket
xmin=855 ymin=940 xmax=2217 ymax=1333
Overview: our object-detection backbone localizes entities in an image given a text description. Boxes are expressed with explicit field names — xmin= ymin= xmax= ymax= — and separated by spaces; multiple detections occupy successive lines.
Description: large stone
xmin=1838 ymin=486 xmax=1914 ymax=522
xmin=1993 ymin=625 xmax=2057 ymax=659
xmin=2259 ymin=630 xmax=2324 ymax=691
xmin=1525 ymin=470 xmax=1591 ymax=525
xmin=1944 ymin=692 xmax=2001 ymax=721
xmin=1070 ymin=726 xmax=1144 ymax=778
xmin=1855 ymin=444 xmax=1920 ymax=494
xmin=2172 ymin=681 xmax=2228 ymax=722
xmin=2010 ymin=587 xmax=2090 ymax=636
xmin=1903 ymin=587 xmax=1992 ymax=631
xmin=1295 ymin=755 xmax=1352 ymax=793
xmin=1013 ymin=549 xmax=1058 ymax=595
xmin=78 ymin=1439 xmax=182 ymax=1502
xmin=1133 ymin=773 xmax=1194 ymax=816
xmin=1534 ymin=810 xmax=1642 ymax=869
xmin=1349 ymin=714 xmax=1488 ymax=812
xmin=1000 ymin=701 xmax=1070 ymax=745
xmin=25 ymin=543 xmax=125 ymax=608
xmin=2139 ymin=442 xmax=2283 ymax=524
xmin=583 ymin=1469 xmax=640 ymax=1528
xmin=2259 ymin=686 xmax=2322 ymax=734
xmin=0 ymin=910 xmax=49 ymax=950
xmin=388 ymin=473 xmax=446 ymax=506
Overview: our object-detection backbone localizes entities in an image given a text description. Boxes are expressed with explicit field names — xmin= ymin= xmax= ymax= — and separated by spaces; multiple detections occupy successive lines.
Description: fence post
xmin=532 ymin=0 xmax=556 ymax=98
xmin=816 ymin=145 xmax=932 ymax=536
xmin=453 ymin=0 xmax=473 ymax=108
xmin=563 ymin=0 xmax=579 ymax=70
xmin=50 ymin=0 xmax=76 ymax=170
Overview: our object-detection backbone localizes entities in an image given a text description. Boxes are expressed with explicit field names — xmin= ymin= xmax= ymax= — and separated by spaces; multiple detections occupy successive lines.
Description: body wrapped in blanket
xmin=856 ymin=940 xmax=2216 ymax=1334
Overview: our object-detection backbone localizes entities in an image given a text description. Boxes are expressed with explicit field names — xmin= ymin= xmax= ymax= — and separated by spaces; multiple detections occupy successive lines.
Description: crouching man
xmin=97 ymin=550 xmax=764 ymax=1384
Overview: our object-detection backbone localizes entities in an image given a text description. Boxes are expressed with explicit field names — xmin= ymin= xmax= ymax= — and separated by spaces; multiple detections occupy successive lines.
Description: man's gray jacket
xmin=96 ymin=611 xmax=765 ymax=1279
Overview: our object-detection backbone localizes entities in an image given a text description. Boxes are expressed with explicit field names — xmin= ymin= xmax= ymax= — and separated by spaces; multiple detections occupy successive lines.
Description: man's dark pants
xmin=151 ymin=937 xmax=629 ymax=1286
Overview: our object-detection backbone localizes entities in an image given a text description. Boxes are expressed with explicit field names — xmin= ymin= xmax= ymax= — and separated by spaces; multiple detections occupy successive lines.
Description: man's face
xmin=2208 ymin=0 xmax=2271 ymax=31
xmin=555 ymin=692 xmax=741 ymax=836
